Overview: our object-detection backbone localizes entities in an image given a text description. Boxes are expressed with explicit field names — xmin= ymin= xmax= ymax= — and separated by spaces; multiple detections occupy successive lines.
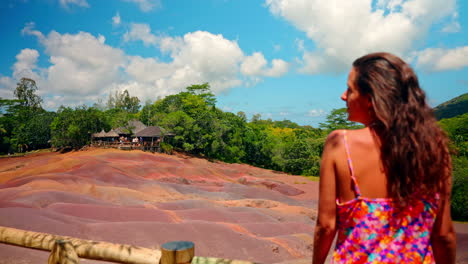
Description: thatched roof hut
xmin=92 ymin=130 xmax=107 ymax=138
xmin=103 ymin=130 xmax=119 ymax=137
xmin=134 ymin=126 xmax=166 ymax=138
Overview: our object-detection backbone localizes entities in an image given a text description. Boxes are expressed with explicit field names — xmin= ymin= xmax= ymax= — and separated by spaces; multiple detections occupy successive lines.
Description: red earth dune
xmin=0 ymin=148 xmax=466 ymax=264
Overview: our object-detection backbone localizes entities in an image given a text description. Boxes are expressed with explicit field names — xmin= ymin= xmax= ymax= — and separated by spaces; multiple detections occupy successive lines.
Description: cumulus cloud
xmin=265 ymin=0 xmax=458 ymax=74
xmin=12 ymin=23 xmax=290 ymax=109
xmin=124 ymin=23 xmax=159 ymax=46
xmin=59 ymin=0 xmax=89 ymax=9
xmin=442 ymin=21 xmax=461 ymax=33
xmin=125 ymin=30 xmax=245 ymax=96
xmin=241 ymin=52 xmax=289 ymax=77
xmin=123 ymin=24 xmax=289 ymax=95
xmin=416 ymin=46 xmax=468 ymax=71
xmin=0 ymin=77 xmax=16 ymax=99
xmin=441 ymin=12 xmax=461 ymax=33
xmin=13 ymin=48 xmax=40 ymax=80
xmin=0 ymin=48 xmax=42 ymax=100
xmin=122 ymin=0 xmax=161 ymax=12
xmin=18 ymin=24 xmax=126 ymax=107
xmin=112 ymin=12 xmax=121 ymax=26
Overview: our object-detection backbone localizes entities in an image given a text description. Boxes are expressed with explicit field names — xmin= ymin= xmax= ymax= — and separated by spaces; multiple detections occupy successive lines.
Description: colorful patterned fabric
xmin=332 ymin=131 xmax=439 ymax=263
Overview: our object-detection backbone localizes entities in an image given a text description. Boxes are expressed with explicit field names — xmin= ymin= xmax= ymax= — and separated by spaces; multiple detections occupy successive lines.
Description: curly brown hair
xmin=352 ymin=52 xmax=451 ymax=201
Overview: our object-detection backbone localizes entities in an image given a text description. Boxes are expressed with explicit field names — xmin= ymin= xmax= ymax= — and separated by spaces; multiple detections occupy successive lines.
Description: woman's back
xmin=334 ymin=128 xmax=387 ymax=203
xmin=332 ymin=129 xmax=439 ymax=263
xmin=312 ymin=52 xmax=456 ymax=264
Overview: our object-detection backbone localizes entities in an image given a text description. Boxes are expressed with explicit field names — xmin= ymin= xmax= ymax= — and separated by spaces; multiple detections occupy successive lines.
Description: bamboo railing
xmin=0 ymin=226 xmax=258 ymax=264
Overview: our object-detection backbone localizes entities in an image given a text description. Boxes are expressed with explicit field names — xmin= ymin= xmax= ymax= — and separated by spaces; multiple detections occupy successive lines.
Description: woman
xmin=313 ymin=52 xmax=456 ymax=264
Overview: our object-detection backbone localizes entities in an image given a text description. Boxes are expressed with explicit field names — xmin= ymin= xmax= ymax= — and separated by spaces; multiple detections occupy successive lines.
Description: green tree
xmin=319 ymin=108 xmax=362 ymax=131
xmin=14 ymin=78 xmax=43 ymax=109
xmin=139 ymin=99 xmax=155 ymax=126
xmin=107 ymin=89 xmax=141 ymax=113
xmin=186 ymin=83 xmax=217 ymax=106
xmin=439 ymin=113 xmax=468 ymax=156
xmin=0 ymin=98 xmax=22 ymax=153
xmin=159 ymin=111 xmax=195 ymax=151
xmin=104 ymin=108 xmax=135 ymax=132
xmin=51 ymin=106 xmax=108 ymax=149
xmin=12 ymin=110 xmax=56 ymax=150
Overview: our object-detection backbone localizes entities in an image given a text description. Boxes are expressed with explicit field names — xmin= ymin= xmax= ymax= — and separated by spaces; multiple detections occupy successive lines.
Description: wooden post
xmin=160 ymin=241 xmax=194 ymax=264
xmin=48 ymin=240 xmax=80 ymax=264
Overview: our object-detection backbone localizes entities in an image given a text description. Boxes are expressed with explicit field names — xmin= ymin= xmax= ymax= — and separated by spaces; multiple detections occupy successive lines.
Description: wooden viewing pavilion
xmin=91 ymin=120 xmax=173 ymax=152
xmin=135 ymin=126 xmax=174 ymax=152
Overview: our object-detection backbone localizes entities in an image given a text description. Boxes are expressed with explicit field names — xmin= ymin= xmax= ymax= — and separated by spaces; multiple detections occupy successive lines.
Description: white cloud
xmin=124 ymin=23 xmax=159 ymax=46
xmin=307 ymin=109 xmax=325 ymax=117
xmin=13 ymin=48 xmax=40 ymax=80
xmin=59 ymin=0 xmax=89 ymax=9
xmin=41 ymin=31 xmax=126 ymax=96
xmin=241 ymin=52 xmax=289 ymax=77
xmin=0 ymin=77 xmax=16 ymax=99
xmin=241 ymin=52 xmax=267 ymax=76
xmin=266 ymin=59 xmax=289 ymax=77
xmin=123 ymin=0 xmax=161 ymax=12
xmin=416 ymin=46 xmax=468 ymax=71
xmin=295 ymin=38 xmax=305 ymax=52
xmin=129 ymin=30 xmax=245 ymax=95
xmin=442 ymin=21 xmax=461 ymax=33
xmin=265 ymin=0 xmax=458 ymax=74
xmin=442 ymin=12 xmax=461 ymax=33
xmin=123 ymin=24 xmax=289 ymax=93
xmin=112 ymin=12 xmax=121 ymax=26
xmin=13 ymin=23 xmax=289 ymax=109
xmin=22 ymin=22 xmax=45 ymax=40
xmin=20 ymin=24 xmax=126 ymax=107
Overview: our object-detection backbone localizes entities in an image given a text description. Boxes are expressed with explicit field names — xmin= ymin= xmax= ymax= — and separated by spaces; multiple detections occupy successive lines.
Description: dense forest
xmin=0 ymin=78 xmax=466 ymax=220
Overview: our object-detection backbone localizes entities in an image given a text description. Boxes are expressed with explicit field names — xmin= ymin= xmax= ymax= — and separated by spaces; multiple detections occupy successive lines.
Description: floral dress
xmin=332 ymin=131 xmax=439 ymax=263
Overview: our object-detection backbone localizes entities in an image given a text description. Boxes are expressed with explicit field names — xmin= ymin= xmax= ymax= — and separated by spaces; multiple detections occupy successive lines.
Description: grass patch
xmin=303 ymin=175 xmax=320 ymax=181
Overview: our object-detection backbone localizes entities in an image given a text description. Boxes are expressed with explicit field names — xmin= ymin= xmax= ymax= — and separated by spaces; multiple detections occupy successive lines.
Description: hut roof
xmin=103 ymin=130 xmax=119 ymax=137
xmin=92 ymin=129 xmax=106 ymax=138
xmin=92 ymin=129 xmax=120 ymax=138
xmin=134 ymin=126 xmax=168 ymax=137
xmin=114 ymin=119 xmax=147 ymax=135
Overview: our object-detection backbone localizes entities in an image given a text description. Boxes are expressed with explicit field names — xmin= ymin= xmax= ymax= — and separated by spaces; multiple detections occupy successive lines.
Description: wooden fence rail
xmin=0 ymin=226 xmax=258 ymax=264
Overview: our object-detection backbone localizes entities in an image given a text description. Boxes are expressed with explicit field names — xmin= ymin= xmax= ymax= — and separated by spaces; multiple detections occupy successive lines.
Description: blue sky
xmin=1 ymin=0 xmax=467 ymax=126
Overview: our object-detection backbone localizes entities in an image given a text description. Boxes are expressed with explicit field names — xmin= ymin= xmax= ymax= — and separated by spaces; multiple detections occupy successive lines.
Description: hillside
xmin=434 ymin=93 xmax=468 ymax=119
xmin=0 ymin=148 xmax=318 ymax=264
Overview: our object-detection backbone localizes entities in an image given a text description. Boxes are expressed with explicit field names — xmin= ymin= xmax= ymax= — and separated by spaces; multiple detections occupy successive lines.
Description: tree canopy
xmin=14 ymin=78 xmax=43 ymax=109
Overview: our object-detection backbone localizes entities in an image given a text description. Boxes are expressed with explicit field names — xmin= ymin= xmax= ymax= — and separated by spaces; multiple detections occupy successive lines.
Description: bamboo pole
xmin=0 ymin=226 xmax=161 ymax=264
xmin=48 ymin=240 xmax=80 ymax=264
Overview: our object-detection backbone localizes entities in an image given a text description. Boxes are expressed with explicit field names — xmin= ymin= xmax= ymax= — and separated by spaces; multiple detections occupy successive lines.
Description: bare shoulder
xmin=324 ymin=130 xmax=345 ymax=151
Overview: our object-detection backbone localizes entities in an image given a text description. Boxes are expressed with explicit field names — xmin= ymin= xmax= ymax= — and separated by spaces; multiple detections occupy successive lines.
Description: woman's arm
xmin=431 ymin=166 xmax=456 ymax=264
xmin=312 ymin=131 xmax=340 ymax=264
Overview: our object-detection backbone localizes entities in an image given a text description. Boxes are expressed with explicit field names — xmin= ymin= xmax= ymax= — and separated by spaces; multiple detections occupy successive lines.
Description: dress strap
xmin=343 ymin=130 xmax=361 ymax=197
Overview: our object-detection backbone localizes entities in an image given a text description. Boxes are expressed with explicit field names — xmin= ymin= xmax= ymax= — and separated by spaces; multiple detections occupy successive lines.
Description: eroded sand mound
xmin=0 ymin=148 xmax=317 ymax=264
